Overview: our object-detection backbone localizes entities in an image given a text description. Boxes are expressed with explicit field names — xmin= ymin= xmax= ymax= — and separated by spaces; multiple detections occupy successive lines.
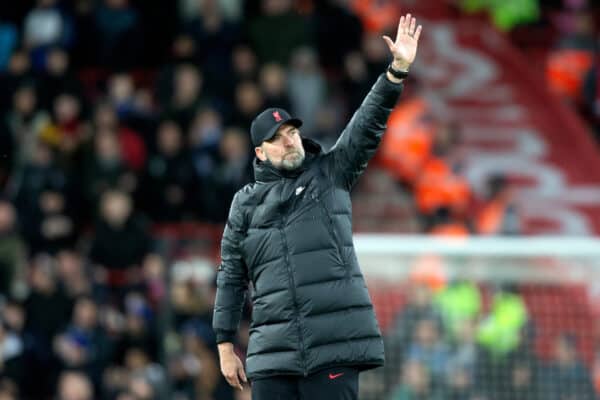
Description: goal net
xmin=354 ymin=235 xmax=600 ymax=400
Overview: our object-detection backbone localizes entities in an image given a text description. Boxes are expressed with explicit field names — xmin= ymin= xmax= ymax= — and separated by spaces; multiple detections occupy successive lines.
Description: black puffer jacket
xmin=213 ymin=74 xmax=403 ymax=380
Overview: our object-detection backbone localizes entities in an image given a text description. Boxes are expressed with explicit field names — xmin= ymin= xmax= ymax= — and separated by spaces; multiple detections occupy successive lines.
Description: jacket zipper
xmin=280 ymin=220 xmax=308 ymax=376
xmin=311 ymin=192 xmax=348 ymax=277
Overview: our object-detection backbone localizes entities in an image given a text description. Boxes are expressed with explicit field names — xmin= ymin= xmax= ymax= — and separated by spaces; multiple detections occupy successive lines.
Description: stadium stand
xmin=0 ymin=0 xmax=600 ymax=399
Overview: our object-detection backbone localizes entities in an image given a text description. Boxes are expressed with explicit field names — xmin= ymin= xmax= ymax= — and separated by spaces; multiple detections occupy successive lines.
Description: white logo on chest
xmin=295 ymin=186 xmax=305 ymax=196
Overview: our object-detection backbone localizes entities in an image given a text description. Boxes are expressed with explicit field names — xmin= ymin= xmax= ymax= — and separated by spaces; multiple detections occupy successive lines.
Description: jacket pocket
xmin=310 ymin=189 xmax=346 ymax=270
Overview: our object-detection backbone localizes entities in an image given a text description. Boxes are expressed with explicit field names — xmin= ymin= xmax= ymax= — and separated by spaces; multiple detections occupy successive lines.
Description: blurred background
xmin=1 ymin=0 xmax=600 ymax=399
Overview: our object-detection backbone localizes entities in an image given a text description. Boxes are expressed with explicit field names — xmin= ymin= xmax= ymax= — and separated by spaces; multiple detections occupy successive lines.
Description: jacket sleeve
xmin=330 ymin=73 xmax=403 ymax=189
xmin=212 ymin=192 xmax=249 ymax=344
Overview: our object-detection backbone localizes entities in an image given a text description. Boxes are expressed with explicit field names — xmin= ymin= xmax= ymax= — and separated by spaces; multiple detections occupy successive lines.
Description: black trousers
xmin=251 ymin=366 xmax=359 ymax=400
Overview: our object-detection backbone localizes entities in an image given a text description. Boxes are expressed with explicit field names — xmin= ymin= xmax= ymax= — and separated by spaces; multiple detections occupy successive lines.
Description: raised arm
xmin=212 ymin=193 xmax=249 ymax=390
xmin=331 ymin=14 xmax=422 ymax=189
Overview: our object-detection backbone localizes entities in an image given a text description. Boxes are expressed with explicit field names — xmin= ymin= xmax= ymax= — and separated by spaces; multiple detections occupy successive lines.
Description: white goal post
xmin=354 ymin=235 xmax=600 ymax=284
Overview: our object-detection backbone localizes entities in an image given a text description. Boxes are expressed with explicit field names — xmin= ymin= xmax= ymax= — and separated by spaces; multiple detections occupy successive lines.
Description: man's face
xmin=256 ymin=124 xmax=305 ymax=170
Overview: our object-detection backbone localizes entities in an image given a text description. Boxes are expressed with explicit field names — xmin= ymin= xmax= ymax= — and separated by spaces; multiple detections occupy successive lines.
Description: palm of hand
xmin=383 ymin=13 xmax=422 ymax=67
xmin=392 ymin=35 xmax=418 ymax=64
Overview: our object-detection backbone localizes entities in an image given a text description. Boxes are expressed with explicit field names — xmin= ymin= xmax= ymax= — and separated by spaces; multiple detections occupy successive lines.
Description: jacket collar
xmin=253 ymin=138 xmax=322 ymax=182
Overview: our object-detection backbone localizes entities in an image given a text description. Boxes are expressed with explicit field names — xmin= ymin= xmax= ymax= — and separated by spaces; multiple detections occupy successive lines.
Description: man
xmin=213 ymin=14 xmax=422 ymax=400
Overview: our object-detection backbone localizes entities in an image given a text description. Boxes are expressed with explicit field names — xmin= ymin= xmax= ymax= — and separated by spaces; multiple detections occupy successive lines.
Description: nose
xmin=282 ymin=134 xmax=294 ymax=147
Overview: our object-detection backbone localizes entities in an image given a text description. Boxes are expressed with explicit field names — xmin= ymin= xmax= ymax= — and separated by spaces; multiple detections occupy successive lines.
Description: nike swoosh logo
xmin=329 ymin=373 xmax=344 ymax=380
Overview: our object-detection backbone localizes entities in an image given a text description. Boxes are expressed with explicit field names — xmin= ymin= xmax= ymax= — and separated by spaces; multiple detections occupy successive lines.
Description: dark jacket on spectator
xmin=89 ymin=215 xmax=151 ymax=270
xmin=213 ymin=74 xmax=403 ymax=379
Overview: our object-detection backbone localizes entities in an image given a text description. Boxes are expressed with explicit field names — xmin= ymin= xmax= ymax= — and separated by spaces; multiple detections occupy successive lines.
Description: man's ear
xmin=255 ymin=146 xmax=267 ymax=161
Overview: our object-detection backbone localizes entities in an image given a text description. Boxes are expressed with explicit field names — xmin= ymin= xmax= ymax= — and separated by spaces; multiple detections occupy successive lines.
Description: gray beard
xmin=281 ymin=154 xmax=305 ymax=170
xmin=268 ymin=151 xmax=305 ymax=171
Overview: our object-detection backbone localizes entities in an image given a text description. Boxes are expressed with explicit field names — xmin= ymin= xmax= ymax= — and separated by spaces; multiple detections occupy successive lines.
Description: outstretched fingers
xmin=396 ymin=15 xmax=405 ymax=42
xmin=390 ymin=13 xmax=422 ymax=46
xmin=414 ymin=25 xmax=423 ymax=42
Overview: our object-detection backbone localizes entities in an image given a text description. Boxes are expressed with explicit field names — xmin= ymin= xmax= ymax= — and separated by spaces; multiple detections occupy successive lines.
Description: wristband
xmin=387 ymin=63 xmax=409 ymax=79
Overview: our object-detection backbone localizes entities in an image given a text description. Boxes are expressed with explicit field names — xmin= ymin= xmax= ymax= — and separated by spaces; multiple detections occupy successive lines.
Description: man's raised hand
xmin=382 ymin=13 xmax=422 ymax=71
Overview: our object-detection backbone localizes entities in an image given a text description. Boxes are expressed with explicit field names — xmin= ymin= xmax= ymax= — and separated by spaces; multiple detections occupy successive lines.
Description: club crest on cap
xmin=272 ymin=111 xmax=283 ymax=122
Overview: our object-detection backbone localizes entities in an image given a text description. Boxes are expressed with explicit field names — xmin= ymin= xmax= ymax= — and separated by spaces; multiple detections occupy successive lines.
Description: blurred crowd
xmin=0 ymin=0 xmax=362 ymax=398
xmin=384 ymin=281 xmax=597 ymax=400
xmin=0 ymin=0 xmax=598 ymax=399
xmin=514 ymin=0 xmax=600 ymax=140
xmin=0 ymin=0 xmax=411 ymax=398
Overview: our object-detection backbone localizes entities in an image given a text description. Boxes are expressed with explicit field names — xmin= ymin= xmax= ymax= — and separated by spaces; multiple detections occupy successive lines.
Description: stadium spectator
xmin=0 ymin=50 xmax=32 ymax=112
xmin=1 ymin=300 xmax=26 ymax=339
xmin=165 ymin=64 xmax=209 ymax=132
xmin=23 ymin=0 xmax=72 ymax=69
xmin=114 ymin=292 xmax=158 ymax=362
xmin=56 ymin=250 xmax=91 ymax=299
xmin=188 ymin=107 xmax=223 ymax=217
xmin=583 ymin=60 xmax=600 ymax=140
xmin=121 ymin=346 xmax=167 ymax=397
xmin=388 ymin=283 xmax=445 ymax=373
xmin=231 ymin=44 xmax=259 ymax=83
xmin=287 ymin=47 xmax=326 ymax=135
xmin=180 ymin=0 xmax=241 ymax=96
xmin=21 ymin=187 xmax=77 ymax=255
xmin=0 ymin=19 xmax=17 ymax=72
xmin=435 ymin=281 xmax=481 ymax=339
xmin=247 ymin=0 xmax=313 ymax=65
xmin=141 ymin=120 xmax=194 ymax=221
xmin=547 ymin=4 xmax=596 ymax=104
xmin=476 ymin=285 xmax=529 ymax=399
xmin=427 ymin=208 xmax=471 ymax=236
xmin=404 ymin=317 xmax=451 ymax=384
xmin=476 ymin=174 xmax=520 ymax=235
xmin=140 ymin=253 xmax=166 ymax=308
xmin=92 ymin=101 xmax=147 ymax=173
xmin=0 ymin=379 xmax=17 ymax=400
xmin=170 ymin=276 xmax=213 ymax=327
xmin=313 ymin=0 xmax=363 ymax=72
xmin=23 ymin=254 xmax=72 ymax=397
xmin=89 ymin=190 xmax=152 ymax=303
xmin=93 ymin=0 xmax=142 ymax=69
xmin=106 ymin=73 xmax=153 ymax=137
xmin=83 ymin=128 xmax=133 ymax=205
xmin=540 ymin=334 xmax=596 ymax=400
xmin=505 ymin=356 xmax=540 ymax=400
xmin=40 ymin=91 xmax=88 ymax=168
xmin=310 ymin=102 xmax=343 ymax=149
xmin=341 ymin=51 xmax=372 ymax=118
xmin=362 ymin=32 xmax=392 ymax=82
xmin=351 ymin=0 xmax=400 ymax=34
xmin=53 ymin=297 xmax=112 ymax=391
xmin=230 ymin=80 xmax=264 ymax=129
xmin=37 ymin=47 xmax=83 ymax=111
xmin=444 ymin=318 xmax=479 ymax=399
xmin=0 ymin=200 xmax=25 ymax=298
xmin=259 ymin=63 xmax=292 ymax=111
xmin=387 ymin=359 xmax=442 ymax=400
xmin=478 ymin=285 xmax=528 ymax=357
xmin=0 ymin=321 xmax=24 ymax=390
xmin=13 ymin=140 xmax=70 ymax=232
xmin=56 ymin=371 xmax=94 ymax=400
xmin=204 ymin=127 xmax=253 ymax=222
xmin=3 ymin=83 xmax=49 ymax=174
